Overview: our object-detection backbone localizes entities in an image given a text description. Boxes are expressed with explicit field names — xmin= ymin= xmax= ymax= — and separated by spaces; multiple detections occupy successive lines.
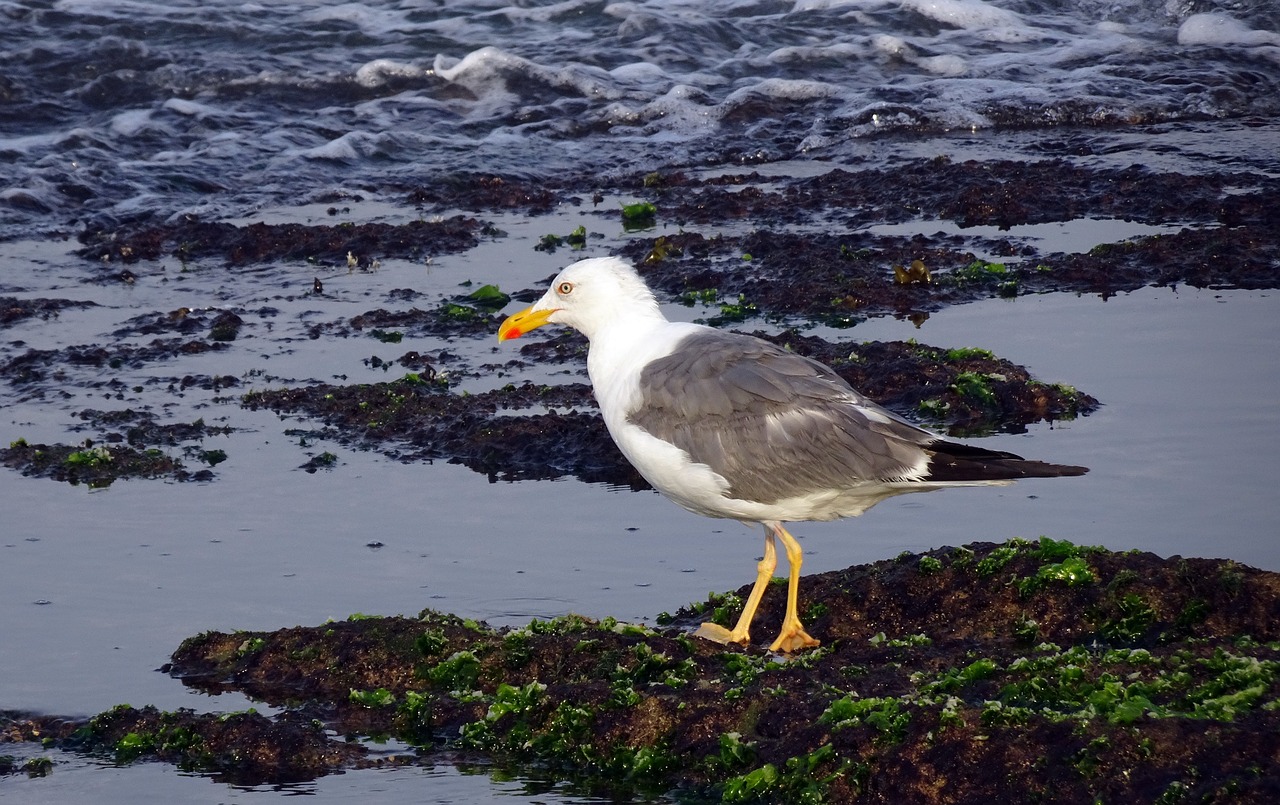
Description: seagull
xmin=498 ymin=256 xmax=1087 ymax=652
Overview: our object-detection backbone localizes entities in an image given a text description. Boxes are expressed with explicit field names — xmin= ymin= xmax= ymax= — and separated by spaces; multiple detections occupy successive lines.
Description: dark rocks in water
xmin=0 ymin=296 xmax=97 ymax=327
xmin=208 ymin=311 xmax=243 ymax=342
xmin=0 ymin=411 xmax=234 ymax=486
xmin=242 ymin=378 xmax=635 ymax=487
xmin=30 ymin=156 xmax=1280 ymax=493
xmin=0 ymin=338 xmax=229 ymax=385
xmin=77 ymin=215 xmax=483 ymax=267
xmin=633 ymin=160 xmax=1280 ymax=231
xmin=0 ymin=439 xmax=199 ymax=488
xmin=402 ymin=173 xmax=570 ymax=214
xmin=754 ymin=333 xmax=1098 ymax=435
xmin=0 ymin=705 xmax=362 ymax=785
xmin=603 ymin=160 xmax=1280 ymax=323
xmin=9 ymin=540 xmax=1275 ymax=799
xmin=616 ymin=223 xmax=1280 ymax=326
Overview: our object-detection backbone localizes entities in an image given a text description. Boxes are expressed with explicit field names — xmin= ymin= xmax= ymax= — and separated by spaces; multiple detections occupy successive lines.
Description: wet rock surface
xmin=400 ymin=173 xmax=573 ymax=215
xmin=242 ymin=378 xmax=634 ymax=486
xmin=18 ymin=157 xmax=1273 ymax=488
xmin=77 ymin=214 xmax=483 ymax=267
xmin=615 ymin=224 xmax=1279 ymax=326
xmin=751 ymin=333 xmax=1094 ymax=436
xmin=648 ymin=160 xmax=1280 ymax=230
xmin=0 ymin=439 xmax=200 ymax=487
xmin=308 ymin=286 xmax=510 ymax=340
xmin=0 ymin=296 xmax=97 ymax=327
xmin=1 ymin=339 xmax=231 ymax=385
xmin=7 ymin=540 xmax=1277 ymax=800
xmin=0 ymin=409 xmax=233 ymax=486
xmin=1 ymin=705 xmax=364 ymax=785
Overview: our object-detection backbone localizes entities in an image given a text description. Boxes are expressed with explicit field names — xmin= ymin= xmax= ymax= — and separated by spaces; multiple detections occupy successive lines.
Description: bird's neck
xmin=584 ymin=311 xmax=677 ymax=399
xmin=579 ymin=305 xmax=668 ymax=346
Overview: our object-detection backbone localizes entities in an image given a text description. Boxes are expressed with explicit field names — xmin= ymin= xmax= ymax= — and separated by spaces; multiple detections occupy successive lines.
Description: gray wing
xmin=628 ymin=330 xmax=934 ymax=504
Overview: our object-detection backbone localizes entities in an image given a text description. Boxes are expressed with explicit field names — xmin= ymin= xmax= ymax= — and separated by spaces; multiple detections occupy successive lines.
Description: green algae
xmin=14 ymin=540 xmax=1276 ymax=800
xmin=917 ymin=555 xmax=944 ymax=575
xmin=1015 ymin=556 xmax=1097 ymax=596
xmin=721 ymin=743 xmax=857 ymax=805
xmin=349 ymin=687 xmax=396 ymax=708
xmin=820 ymin=696 xmax=911 ymax=744
xmin=974 ymin=542 xmax=1022 ymax=576
xmin=621 ymin=202 xmax=657 ymax=228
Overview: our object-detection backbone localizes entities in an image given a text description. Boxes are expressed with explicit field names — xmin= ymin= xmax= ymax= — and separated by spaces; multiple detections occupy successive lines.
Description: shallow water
xmin=5 ymin=234 xmax=1280 ymax=801
xmin=2 ymin=744 xmax=628 ymax=804
xmin=3 ymin=232 xmax=1277 ymax=708
xmin=3 ymin=236 xmax=1277 ymax=796
xmin=3 ymin=0 xmax=1280 ymax=801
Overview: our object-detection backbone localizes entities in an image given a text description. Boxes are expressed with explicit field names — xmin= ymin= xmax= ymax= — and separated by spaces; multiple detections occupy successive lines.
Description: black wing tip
xmin=925 ymin=457 xmax=1089 ymax=482
xmin=925 ymin=441 xmax=1088 ymax=482
xmin=1048 ymin=462 xmax=1089 ymax=477
xmin=1008 ymin=460 xmax=1089 ymax=478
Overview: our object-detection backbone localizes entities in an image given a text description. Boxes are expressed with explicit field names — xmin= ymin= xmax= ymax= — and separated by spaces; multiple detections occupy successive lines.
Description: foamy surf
xmin=1 ymin=0 xmax=1277 ymax=237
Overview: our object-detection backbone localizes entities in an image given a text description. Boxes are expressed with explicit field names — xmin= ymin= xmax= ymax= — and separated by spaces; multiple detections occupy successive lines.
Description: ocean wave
xmin=1 ymin=0 xmax=1277 ymax=237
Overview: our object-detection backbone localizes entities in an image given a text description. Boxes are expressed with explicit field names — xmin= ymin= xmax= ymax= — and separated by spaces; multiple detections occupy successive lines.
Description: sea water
xmin=2 ymin=1 xmax=1279 ymax=802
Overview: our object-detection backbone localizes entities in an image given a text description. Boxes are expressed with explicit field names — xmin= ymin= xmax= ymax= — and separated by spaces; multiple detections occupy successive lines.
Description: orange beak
xmin=497 ymin=305 xmax=557 ymax=342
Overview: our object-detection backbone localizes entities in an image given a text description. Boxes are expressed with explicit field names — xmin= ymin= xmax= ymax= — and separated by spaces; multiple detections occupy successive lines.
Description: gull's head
xmin=498 ymin=256 xmax=662 ymax=343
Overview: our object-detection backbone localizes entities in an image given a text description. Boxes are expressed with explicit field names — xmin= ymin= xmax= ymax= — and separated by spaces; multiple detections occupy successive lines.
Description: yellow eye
xmin=557 ymin=281 xmax=573 ymax=295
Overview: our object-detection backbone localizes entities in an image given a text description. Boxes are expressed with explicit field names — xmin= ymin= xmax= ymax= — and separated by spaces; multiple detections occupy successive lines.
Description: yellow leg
xmin=694 ymin=528 xmax=777 ymax=646
xmin=768 ymin=523 xmax=820 ymax=653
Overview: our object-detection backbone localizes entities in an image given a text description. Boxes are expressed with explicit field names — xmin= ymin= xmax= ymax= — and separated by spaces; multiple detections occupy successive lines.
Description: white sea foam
xmin=299 ymin=130 xmax=399 ymax=162
xmin=1178 ymin=13 xmax=1280 ymax=48
xmin=916 ymin=54 xmax=969 ymax=77
xmin=0 ymin=185 xmax=54 ymax=210
xmin=496 ymin=0 xmax=602 ymax=24
xmin=0 ymin=132 xmax=62 ymax=156
xmin=608 ymin=61 xmax=672 ymax=85
xmin=727 ymin=78 xmax=838 ymax=104
xmin=870 ymin=34 xmax=909 ymax=58
xmin=790 ymin=0 xmax=895 ymax=12
xmin=356 ymin=59 xmax=430 ymax=88
xmin=768 ymin=42 xmax=869 ymax=64
xmin=301 ymin=135 xmax=363 ymax=162
xmin=898 ymin=0 xmax=1036 ymax=43
xmin=434 ymin=45 xmax=643 ymax=110
xmin=433 ymin=47 xmax=526 ymax=87
xmin=604 ymin=84 xmax=719 ymax=136
xmin=161 ymin=98 xmax=218 ymax=117
xmin=109 ymin=110 xmax=160 ymax=138
xmin=54 ymin=0 xmax=185 ymax=20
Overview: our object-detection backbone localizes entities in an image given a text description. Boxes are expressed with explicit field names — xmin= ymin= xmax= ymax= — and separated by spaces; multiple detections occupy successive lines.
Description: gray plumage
xmin=629 ymin=330 xmax=929 ymax=503
xmin=628 ymin=329 xmax=1085 ymax=506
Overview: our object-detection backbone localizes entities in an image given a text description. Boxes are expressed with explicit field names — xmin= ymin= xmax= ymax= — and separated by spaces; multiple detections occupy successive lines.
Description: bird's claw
xmin=768 ymin=623 xmax=820 ymax=654
xmin=694 ymin=622 xmax=750 ymax=646
xmin=695 ymin=620 xmax=819 ymax=653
